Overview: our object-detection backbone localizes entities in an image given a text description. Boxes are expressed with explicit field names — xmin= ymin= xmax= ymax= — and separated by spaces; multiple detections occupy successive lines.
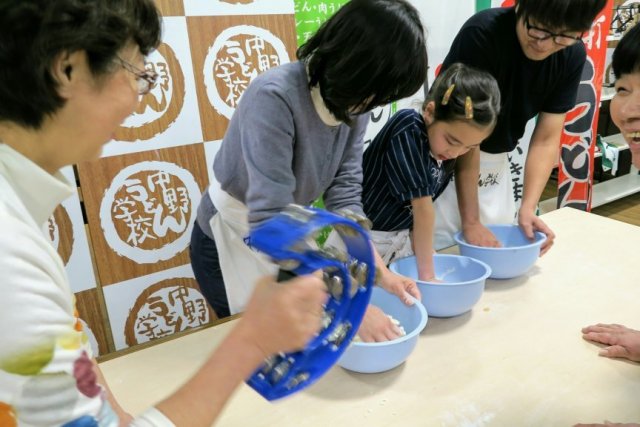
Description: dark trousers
xmin=189 ymin=220 xmax=231 ymax=318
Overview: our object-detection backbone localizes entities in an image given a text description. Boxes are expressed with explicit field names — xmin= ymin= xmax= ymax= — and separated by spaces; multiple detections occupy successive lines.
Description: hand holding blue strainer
xmin=246 ymin=204 xmax=376 ymax=401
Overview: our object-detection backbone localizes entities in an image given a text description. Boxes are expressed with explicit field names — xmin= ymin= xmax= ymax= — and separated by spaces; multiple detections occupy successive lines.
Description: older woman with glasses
xmin=0 ymin=1 xmax=326 ymax=426
xmin=432 ymin=0 xmax=607 ymax=254
xmin=116 ymin=56 xmax=160 ymax=95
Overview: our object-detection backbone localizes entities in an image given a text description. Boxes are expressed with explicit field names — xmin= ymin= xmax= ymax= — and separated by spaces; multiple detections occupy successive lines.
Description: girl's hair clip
xmin=441 ymin=84 xmax=455 ymax=105
xmin=465 ymin=96 xmax=474 ymax=120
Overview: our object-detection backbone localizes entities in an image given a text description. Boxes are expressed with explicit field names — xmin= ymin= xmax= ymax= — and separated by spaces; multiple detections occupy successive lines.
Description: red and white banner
xmin=557 ymin=0 xmax=614 ymax=210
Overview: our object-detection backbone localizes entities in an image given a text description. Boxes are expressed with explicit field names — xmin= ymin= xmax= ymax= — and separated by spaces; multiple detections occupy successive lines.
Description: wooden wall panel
xmin=187 ymin=14 xmax=297 ymax=140
xmin=115 ymin=43 xmax=186 ymax=143
xmin=68 ymin=3 xmax=301 ymax=357
xmin=46 ymin=204 xmax=74 ymax=266
xmin=77 ymin=143 xmax=208 ymax=286
xmin=101 ymin=265 xmax=215 ymax=350
xmin=123 ymin=277 xmax=214 ymax=347
xmin=44 ymin=167 xmax=98 ymax=294
xmin=103 ymin=18 xmax=204 ymax=158
xmin=76 ymin=288 xmax=113 ymax=356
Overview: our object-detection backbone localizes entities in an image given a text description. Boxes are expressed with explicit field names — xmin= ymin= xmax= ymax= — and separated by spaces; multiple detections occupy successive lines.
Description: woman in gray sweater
xmin=191 ymin=0 xmax=429 ymax=342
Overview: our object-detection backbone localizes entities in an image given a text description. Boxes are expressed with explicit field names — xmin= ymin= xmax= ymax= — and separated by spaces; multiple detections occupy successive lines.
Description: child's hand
xmin=378 ymin=267 xmax=420 ymax=305
xmin=356 ymin=305 xmax=403 ymax=342
xmin=420 ymin=275 xmax=442 ymax=283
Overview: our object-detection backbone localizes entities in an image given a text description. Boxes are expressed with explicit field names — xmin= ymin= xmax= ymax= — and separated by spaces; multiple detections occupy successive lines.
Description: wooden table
xmin=101 ymin=208 xmax=640 ymax=426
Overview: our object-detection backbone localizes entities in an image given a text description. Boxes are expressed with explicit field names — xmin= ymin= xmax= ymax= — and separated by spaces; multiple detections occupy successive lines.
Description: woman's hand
xmin=582 ymin=323 xmax=640 ymax=362
xmin=238 ymin=275 xmax=328 ymax=358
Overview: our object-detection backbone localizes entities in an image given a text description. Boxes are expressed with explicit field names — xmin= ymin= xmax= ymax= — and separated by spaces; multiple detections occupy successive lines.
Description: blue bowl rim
xmin=453 ymin=224 xmax=547 ymax=251
xmin=348 ymin=294 xmax=428 ymax=348
xmin=390 ymin=254 xmax=492 ymax=287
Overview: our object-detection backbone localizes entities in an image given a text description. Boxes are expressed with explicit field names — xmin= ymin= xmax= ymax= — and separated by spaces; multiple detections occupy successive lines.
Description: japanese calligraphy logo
xmin=115 ymin=43 xmax=185 ymax=141
xmin=203 ymin=25 xmax=289 ymax=119
xmin=125 ymin=279 xmax=212 ymax=346
xmin=100 ymin=161 xmax=201 ymax=264
xmin=43 ymin=205 xmax=74 ymax=266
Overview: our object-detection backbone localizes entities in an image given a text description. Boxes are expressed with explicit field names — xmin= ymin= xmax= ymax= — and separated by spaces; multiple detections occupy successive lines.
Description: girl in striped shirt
xmin=362 ymin=63 xmax=501 ymax=281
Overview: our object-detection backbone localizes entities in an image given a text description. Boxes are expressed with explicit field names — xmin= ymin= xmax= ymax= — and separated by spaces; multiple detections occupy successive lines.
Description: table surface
xmin=101 ymin=208 xmax=640 ymax=426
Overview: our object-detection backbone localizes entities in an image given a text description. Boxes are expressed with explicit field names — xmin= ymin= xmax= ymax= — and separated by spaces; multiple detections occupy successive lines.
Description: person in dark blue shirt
xmin=362 ymin=63 xmax=500 ymax=281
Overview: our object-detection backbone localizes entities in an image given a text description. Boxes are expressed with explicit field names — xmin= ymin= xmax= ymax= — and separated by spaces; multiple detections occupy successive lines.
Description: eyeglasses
xmin=116 ymin=56 xmax=158 ymax=95
xmin=524 ymin=18 xmax=584 ymax=47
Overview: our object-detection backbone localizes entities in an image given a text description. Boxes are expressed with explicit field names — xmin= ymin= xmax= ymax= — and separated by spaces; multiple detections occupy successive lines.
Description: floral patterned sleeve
xmin=0 ymin=216 xmax=173 ymax=427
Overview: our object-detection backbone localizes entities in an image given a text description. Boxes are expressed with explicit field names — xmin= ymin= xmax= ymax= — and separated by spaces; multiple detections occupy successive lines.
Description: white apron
xmin=368 ymin=229 xmax=413 ymax=265
xmin=208 ymin=179 xmax=277 ymax=315
xmin=325 ymin=228 xmax=413 ymax=266
xmin=433 ymin=151 xmax=517 ymax=250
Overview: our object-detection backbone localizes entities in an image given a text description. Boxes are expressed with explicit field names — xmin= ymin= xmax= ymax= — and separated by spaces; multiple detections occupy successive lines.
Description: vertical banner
xmin=557 ymin=0 xmax=614 ymax=210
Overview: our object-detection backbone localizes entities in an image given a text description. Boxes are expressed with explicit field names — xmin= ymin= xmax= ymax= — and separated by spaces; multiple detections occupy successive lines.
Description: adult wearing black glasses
xmin=433 ymin=0 xmax=607 ymax=253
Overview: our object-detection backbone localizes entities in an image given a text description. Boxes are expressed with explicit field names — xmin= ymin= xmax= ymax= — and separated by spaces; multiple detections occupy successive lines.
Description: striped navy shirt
xmin=362 ymin=109 xmax=454 ymax=232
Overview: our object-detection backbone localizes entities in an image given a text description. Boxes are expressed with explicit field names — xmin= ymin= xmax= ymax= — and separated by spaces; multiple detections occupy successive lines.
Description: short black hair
xmin=0 ymin=0 xmax=162 ymax=129
xmin=297 ymin=0 xmax=428 ymax=124
xmin=515 ymin=0 xmax=607 ymax=32
xmin=427 ymin=63 xmax=501 ymax=128
xmin=613 ymin=23 xmax=640 ymax=79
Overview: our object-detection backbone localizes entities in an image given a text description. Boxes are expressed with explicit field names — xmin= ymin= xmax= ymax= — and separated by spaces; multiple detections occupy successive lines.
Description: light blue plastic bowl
xmin=453 ymin=224 xmax=546 ymax=279
xmin=390 ymin=254 xmax=491 ymax=318
xmin=336 ymin=287 xmax=428 ymax=374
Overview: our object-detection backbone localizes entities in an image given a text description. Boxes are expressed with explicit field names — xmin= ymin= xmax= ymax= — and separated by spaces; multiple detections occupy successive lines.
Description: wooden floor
xmin=591 ymin=192 xmax=640 ymax=226
xmin=541 ymin=178 xmax=640 ymax=227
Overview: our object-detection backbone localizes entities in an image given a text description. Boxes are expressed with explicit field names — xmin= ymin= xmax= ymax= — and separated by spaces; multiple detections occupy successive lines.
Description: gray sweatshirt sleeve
xmin=322 ymin=116 xmax=367 ymax=217
xmin=233 ymin=83 xmax=297 ymax=226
